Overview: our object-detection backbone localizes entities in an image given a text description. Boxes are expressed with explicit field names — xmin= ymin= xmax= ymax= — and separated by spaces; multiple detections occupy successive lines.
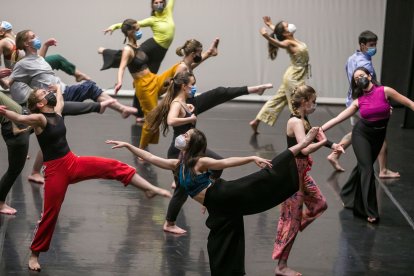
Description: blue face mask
xmin=135 ymin=30 xmax=143 ymax=40
xmin=189 ymin=85 xmax=197 ymax=98
xmin=32 ymin=37 xmax=42 ymax=50
xmin=366 ymin=47 xmax=377 ymax=57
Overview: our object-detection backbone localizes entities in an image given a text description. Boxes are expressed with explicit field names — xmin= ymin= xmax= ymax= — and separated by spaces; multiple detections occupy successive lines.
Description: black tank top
xmin=36 ymin=112 xmax=70 ymax=161
xmin=126 ymin=45 xmax=149 ymax=74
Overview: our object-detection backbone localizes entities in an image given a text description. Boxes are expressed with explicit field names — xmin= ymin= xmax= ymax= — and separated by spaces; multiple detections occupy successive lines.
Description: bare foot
xmin=28 ymin=173 xmax=44 ymax=184
xmin=367 ymin=216 xmax=379 ymax=223
xmin=97 ymin=47 xmax=105 ymax=54
xmin=0 ymin=203 xmax=17 ymax=215
xmin=206 ymin=38 xmax=220 ymax=57
xmin=28 ymin=251 xmax=41 ymax=272
xmin=379 ymin=169 xmax=400 ymax=179
xmin=249 ymin=119 xmax=259 ymax=134
xmin=145 ymin=187 xmax=172 ymax=199
xmin=99 ymin=98 xmax=117 ymax=114
xmin=74 ymin=70 xmax=91 ymax=82
xmin=121 ymin=106 xmax=138 ymax=119
xmin=327 ymin=152 xmax=345 ymax=172
xmin=163 ymin=221 xmax=187 ymax=234
xmin=275 ymin=266 xmax=302 ymax=276
xmin=248 ymin=83 xmax=273 ymax=95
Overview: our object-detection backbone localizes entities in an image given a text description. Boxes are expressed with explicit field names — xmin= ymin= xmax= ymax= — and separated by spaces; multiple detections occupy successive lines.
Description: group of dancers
xmin=1 ymin=1 xmax=414 ymax=275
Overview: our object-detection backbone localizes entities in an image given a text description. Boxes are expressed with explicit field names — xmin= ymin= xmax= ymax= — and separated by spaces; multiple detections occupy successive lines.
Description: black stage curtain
xmin=381 ymin=0 xmax=414 ymax=128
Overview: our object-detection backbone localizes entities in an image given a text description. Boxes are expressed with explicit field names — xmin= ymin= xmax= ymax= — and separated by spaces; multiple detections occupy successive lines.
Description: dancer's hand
xmin=254 ymin=157 xmax=272 ymax=169
xmin=189 ymin=114 xmax=197 ymax=125
xmin=44 ymin=38 xmax=58 ymax=47
xmin=332 ymin=143 xmax=345 ymax=154
xmin=316 ymin=127 xmax=327 ymax=144
xmin=260 ymin=27 xmax=269 ymax=37
xmin=206 ymin=38 xmax=219 ymax=57
xmin=106 ymin=140 xmax=128 ymax=149
xmin=262 ymin=16 xmax=273 ymax=27
xmin=114 ymin=83 xmax=122 ymax=94
xmin=0 ymin=105 xmax=8 ymax=115
xmin=103 ymin=28 xmax=113 ymax=35
xmin=0 ymin=68 xmax=11 ymax=78
xmin=186 ymin=103 xmax=195 ymax=113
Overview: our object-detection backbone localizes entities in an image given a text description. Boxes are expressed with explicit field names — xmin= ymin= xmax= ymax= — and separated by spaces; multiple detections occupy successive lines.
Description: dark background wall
xmin=381 ymin=0 xmax=414 ymax=128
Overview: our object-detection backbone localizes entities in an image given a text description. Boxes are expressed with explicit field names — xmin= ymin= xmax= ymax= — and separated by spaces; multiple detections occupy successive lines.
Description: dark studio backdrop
xmin=381 ymin=0 xmax=414 ymax=128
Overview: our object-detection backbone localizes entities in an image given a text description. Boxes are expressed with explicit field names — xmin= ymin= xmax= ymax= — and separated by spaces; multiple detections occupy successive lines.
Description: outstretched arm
xmin=39 ymin=38 xmax=57 ymax=57
xmin=260 ymin=27 xmax=290 ymax=49
xmin=0 ymin=105 xmax=45 ymax=129
xmin=385 ymin=86 xmax=414 ymax=111
xmin=197 ymin=155 xmax=272 ymax=172
xmin=106 ymin=140 xmax=179 ymax=170
xmin=321 ymin=102 xmax=358 ymax=132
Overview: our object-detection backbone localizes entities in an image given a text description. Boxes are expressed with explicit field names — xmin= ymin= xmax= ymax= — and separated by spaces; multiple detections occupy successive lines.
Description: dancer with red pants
xmin=0 ymin=84 xmax=171 ymax=271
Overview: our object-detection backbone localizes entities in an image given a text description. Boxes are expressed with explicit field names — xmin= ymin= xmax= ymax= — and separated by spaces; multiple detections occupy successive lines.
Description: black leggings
xmin=0 ymin=123 xmax=30 ymax=202
xmin=340 ymin=119 xmax=387 ymax=219
xmin=204 ymin=149 xmax=299 ymax=276
xmin=165 ymin=86 xmax=249 ymax=222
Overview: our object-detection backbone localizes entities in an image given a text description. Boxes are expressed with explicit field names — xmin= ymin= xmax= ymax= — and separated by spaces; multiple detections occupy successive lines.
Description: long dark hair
xmin=268 ymin=21 xmax=286 ymax=60
xmin=175 ymin=129 xmax=207 ymax=180
xmin=146 ymin=71 xmax=194 ymax=135
xmin=351 ymin=67 xmax=381 ymax=99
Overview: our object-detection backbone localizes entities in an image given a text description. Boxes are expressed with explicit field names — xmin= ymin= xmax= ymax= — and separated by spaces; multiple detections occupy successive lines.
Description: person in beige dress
xmin=250 ymin=16 xmax=310 ymax=134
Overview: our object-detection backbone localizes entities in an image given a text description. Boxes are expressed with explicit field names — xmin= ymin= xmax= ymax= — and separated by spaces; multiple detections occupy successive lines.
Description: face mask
xmin=154 ymin=3 xmax=165 ymax=12
xmin=135 ymin=30 xmax=143 ymax=40
xmin=366 ymin=47 xmax=377 ymax=57
xmin=44 ymin=92 xmax=57 ymax=107
xmin=174 ymin=134 xmax=187 ymax=150
xmin=357 ymin=77 xmax=370 ymax=89
xmin=193 ymin=54 xmax=202 ymax=63
xmin=188 ymin=85 xmax=197 ymax=98
xmin=31 ymin=37 xmax=42 ymax=50
xmin=0 ymin=21 xmax=12 ymax=31
xmin=306 ymin=103 xmax=317 ymax=114
xmin=287 ymin=23 xmax=297 ymax=34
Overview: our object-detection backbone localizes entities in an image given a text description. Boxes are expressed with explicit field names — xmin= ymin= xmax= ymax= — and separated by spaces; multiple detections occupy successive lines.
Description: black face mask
xmin=44 ymin=92 xmax=57 ymax=107
xmin=357 ymin=77 xmax=370 ymax=89
xmin=193 ymin=54 xmax=202 ymax=63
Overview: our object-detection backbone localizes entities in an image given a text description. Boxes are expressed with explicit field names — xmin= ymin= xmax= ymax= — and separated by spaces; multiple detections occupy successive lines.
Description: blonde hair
xmin=176 ymin=39 xmax=202 ymax=57
xmin=290 ymin=85 xmax=316 ymax=131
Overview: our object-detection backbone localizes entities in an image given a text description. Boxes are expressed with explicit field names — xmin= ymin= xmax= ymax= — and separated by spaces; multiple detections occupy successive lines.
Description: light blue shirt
xmin=345 ymin=50 xmax=376 ymax=107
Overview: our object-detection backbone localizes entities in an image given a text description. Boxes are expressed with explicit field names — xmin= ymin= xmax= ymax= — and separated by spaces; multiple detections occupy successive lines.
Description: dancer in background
xmin=326 ymin=30 xmax=399 ymax=178
xmin=0 ymin=20 xmax=90 ymax=82
xmin=106 ymin=127 xmax=319 ymax=275
xmin=250 ymin=16 xmax=310 ymax=134
xmin=110 ymin=18 xmax=218 ymax=150
xmin=0 ymin=84 xmax=171 ymax=271
xmin=102 ymin=0 xmax=176 ymax=121
xmin=273 ymin=85 xmax=342 ymax=276
xmin=146 ymin=71 xmax=272 ymax=234
xmin=321 ymin=67 xmax=414 ymax=223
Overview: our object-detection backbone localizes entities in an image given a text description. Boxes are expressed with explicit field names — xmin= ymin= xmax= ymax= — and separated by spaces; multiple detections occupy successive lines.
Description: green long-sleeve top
xmin=110 ymin=0 xmax=175 ymax=49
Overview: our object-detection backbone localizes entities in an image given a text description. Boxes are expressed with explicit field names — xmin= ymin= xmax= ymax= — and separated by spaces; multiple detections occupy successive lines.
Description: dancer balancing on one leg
xmin=101 ymin=0 xmax=177 ymax=122
xmin=146 ymin=71 xmax=272 ymax=234
xmin=106 ymin=127 xmax=319 ymax=275
xmin=272 ymin=85 xmax=343 ymax=276
xmin=250 ymin=16 xmax=310 ymax=134
xmin=321 ymin=67 xmax=414 ymax=223
xmin=0 ymin=84 xmax=171 ymax=271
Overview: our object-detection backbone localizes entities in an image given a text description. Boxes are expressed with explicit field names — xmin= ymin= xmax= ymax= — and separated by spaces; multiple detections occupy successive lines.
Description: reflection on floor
xmin=0 ymin=100 xmax=413 ymax=275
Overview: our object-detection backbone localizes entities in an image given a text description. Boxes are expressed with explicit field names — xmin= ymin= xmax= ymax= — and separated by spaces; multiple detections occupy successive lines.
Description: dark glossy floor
xmin=1 ymin=99 xmax=414 ymax=276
